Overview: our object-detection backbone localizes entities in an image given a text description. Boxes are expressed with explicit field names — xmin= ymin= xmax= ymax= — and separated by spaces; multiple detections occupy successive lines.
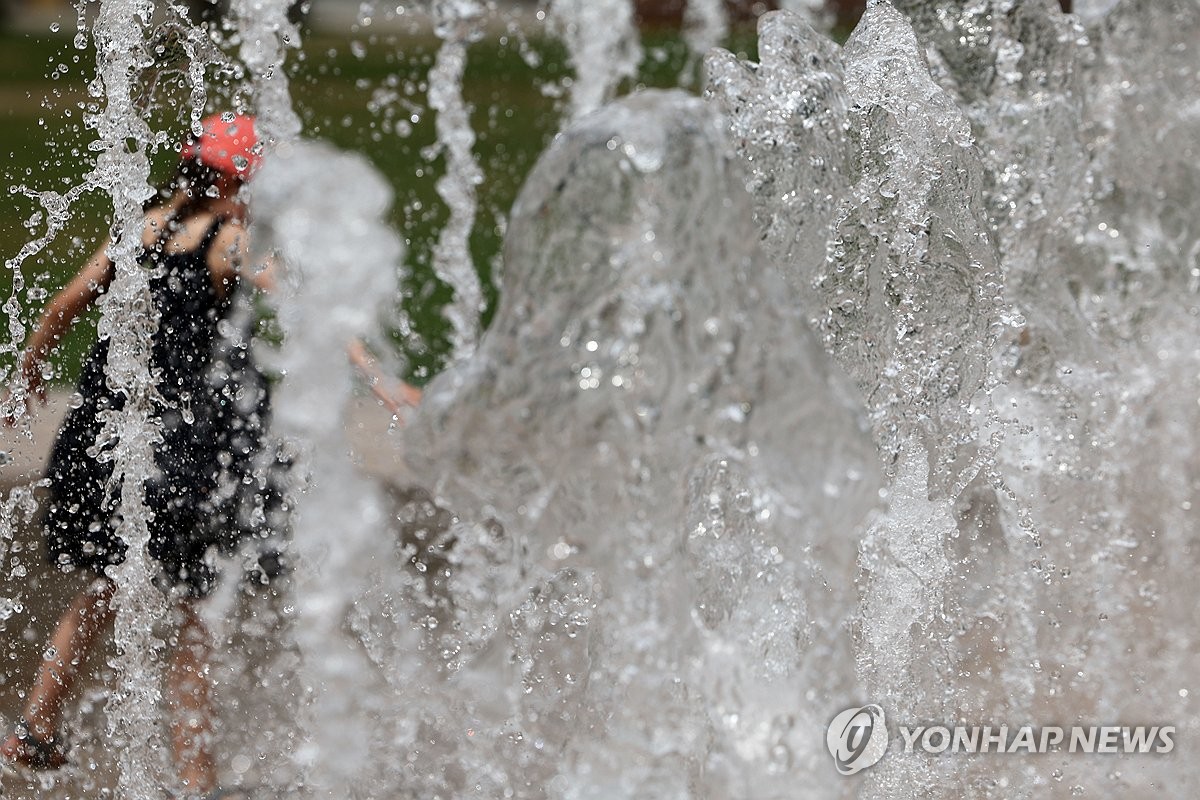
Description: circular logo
xmin=827 ymin=704 xmax=889 ymax=775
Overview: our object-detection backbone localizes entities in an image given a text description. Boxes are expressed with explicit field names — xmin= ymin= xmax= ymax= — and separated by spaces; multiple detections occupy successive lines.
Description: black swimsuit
xmin=43 ymin=216 xmax=285 ymax=596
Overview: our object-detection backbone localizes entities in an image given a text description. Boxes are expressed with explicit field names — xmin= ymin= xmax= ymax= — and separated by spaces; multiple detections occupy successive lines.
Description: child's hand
xmin=3 ymin=353 xmax=48 ymax=427
xmin=20 ymin=352 xmax=48 ymax=406
xmin=370 ymin=380 xmax=421 ymax=419
xmin=397 ymin=382 xmax=422 ymax=409
xmin=347 ymin=339 xmax=422 ymax=420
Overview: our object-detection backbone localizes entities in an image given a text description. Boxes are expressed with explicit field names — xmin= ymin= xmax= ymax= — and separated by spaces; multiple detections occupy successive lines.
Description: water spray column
xmin=87 ymin=0 xmax=170 ymax=796
xmin=251 ymin=143 xmax=403 ymax=796
xmin=549 ymin=0 xmax=642 ymax=119
xmin=231 ymin=0 xmax=303 ymax=144
xmin=834 ymin=6 xmax=1006 ymax=795
xmin=683 ymin=0 xmax=729 ymax=69
xmin=430 ymin=0 xmax=486 ymax=361
xmin=711 ymin=5 xmax=1005 ymax=794
xmin=777 ymin=0 xmax=829 ymax=27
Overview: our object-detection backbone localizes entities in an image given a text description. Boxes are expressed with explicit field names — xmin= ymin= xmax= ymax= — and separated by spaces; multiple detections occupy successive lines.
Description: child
xmin=2 ymin=113 xmax=277 ymax=797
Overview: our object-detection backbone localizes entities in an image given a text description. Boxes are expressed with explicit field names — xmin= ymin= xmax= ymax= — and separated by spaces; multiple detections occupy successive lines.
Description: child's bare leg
xmin=1 ymin=577 xmax=116 ymax=768
xmin=167 ymin=600 xmax=217 ymax=794
xmin=13 ymin=579 xmax=116 ymax=738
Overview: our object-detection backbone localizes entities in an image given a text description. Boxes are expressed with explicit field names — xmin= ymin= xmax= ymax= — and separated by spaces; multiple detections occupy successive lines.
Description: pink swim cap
xmin=181 ymin=113 xmax=261 ymax=177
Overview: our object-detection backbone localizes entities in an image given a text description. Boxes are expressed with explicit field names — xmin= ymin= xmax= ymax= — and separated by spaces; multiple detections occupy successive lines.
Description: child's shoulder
xmin=210 ymin=215 xmax=247 ymax=248
xmin=218 ymin=215 xmax=247 ymax=234
xmin=141 ymin=207 xmax=173 ymax=247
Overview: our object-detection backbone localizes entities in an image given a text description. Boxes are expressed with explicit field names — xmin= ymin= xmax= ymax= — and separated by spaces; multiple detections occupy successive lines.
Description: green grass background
xmin=0 ymin=21 xmax=758 ymax=386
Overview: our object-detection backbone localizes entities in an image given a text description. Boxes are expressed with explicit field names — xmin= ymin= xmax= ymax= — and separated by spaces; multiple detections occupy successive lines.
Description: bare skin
xmin=0 ymin=580 xmax=116 ymax=768
xmin=167 ymin=602 xmax=218 ymax=793
xmin=347 ymin=338 xmax=423 ymax=416
xmin=6 ymin=179 xmax=258 ymax=423
xmin=2 ymin=168 xmax=419 ymax=791
xmin=0 ymin=587 xmax=220 ymax=793
xmin=0 ymin=181 xmax=254 ymax=791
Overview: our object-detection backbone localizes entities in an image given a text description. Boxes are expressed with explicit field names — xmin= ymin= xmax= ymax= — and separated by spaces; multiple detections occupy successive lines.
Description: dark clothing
xmin=43 ymin=216 xmax=285 ymax=596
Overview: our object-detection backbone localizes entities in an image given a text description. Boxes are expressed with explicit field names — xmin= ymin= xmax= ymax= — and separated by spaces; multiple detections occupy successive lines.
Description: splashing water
xmin=231 ymin=0 xmax=302 ymax=144
xmin=549 ymin=0 xmax=643 ymax=119
xmin=707 ymin=3 xmax=1200 ymax=796
xmin=4 ymin=0 xmax=257 ymax=797
xmin=86 ymin=0 xmax=186 ymax=796
xmin=400 ymin=89 xmax=881 ymax=799
xmin=249 ymin=140 xmax=403 ymax=794
xmin=683 ymin=0 xmax=729 ymax=68
xmin=430 ymin=0 xmax=487 ymax=361
xmin=5 ymin=0 xmax=1200 ymax=798
xmin=304 ymin=2 xmax=1200 ymax=797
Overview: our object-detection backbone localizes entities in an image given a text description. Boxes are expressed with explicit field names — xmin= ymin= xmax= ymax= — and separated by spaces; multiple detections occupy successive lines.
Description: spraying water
xmin=713 ymin=12 xmax=1011 ymax=790
xmin=683 ymin=0 xmax=729 ymax=68
xmin=320 ymin=2 xmax=1200 ymax=797
xmin=231 ymin=0 xmax=303 ymax=144
xmin=85 ymin=0 xmax=181 ymax=795
xmin=399 ymin=89 xmax=881 ymax=799
xmin=249 ymin=140 xmax=403 ymax=795
xmin=429 ymin=0 xmax=487 ymax=361
xmin=707 ymin=3 xmax=1200 ymax=796
xmin=5 ymin=1 xmax=1200 ymax=798
xmin=549 ymin=0 xmax=643 ymax=119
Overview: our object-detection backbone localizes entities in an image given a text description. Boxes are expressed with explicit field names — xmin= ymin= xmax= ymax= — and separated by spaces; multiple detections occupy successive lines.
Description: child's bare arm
xmin=19 ymin=242 xmax=116 ymax=401
xmin=347 ymin=339 xmax=422 ymax=417
xmin=208 ymin=221 xmax=278 ymax=293
xmin=206 ymin=224 xmax=417 ymax=415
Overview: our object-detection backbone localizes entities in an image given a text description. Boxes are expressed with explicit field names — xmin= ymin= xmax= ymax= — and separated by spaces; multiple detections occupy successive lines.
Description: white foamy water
xmin=248 ymin=140 xmax=403 ymax=795
xmin=5 ymin=1 xmax=1200 ymax=798
xmin=396 ymin=89 xmax=881 ymax=799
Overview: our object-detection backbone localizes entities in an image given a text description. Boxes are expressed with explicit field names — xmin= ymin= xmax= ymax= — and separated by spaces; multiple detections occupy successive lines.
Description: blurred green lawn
xmin=0 ymin=22 xmax=755 ymax=386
